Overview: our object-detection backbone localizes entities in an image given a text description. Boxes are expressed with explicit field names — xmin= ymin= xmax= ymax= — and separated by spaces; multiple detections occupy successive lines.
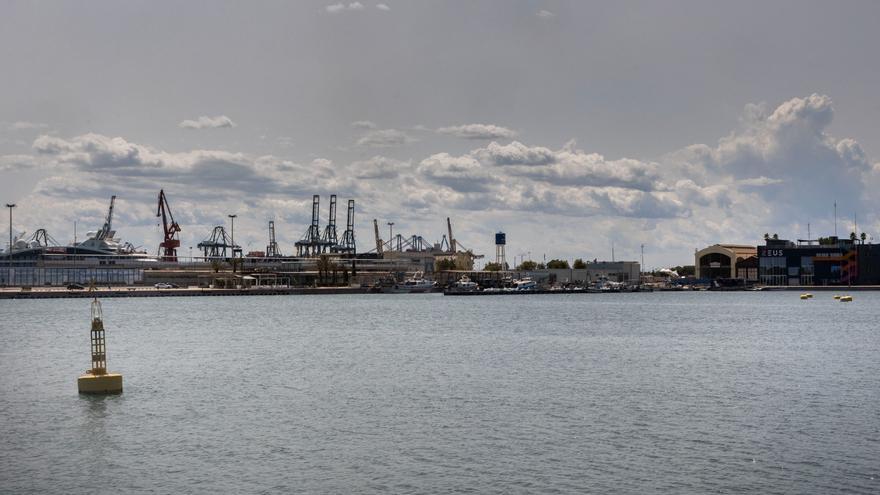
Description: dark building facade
xmin=757 ymin=237 xmax=869 ymax=286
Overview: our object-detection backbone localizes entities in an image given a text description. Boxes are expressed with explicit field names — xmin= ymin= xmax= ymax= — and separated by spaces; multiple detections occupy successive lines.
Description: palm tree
xmin=860 ymin=232 xmax=867 ymax=244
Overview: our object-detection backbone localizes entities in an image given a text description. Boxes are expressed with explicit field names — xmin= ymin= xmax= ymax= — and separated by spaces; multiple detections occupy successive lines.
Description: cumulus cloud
xmin=326 ymin=2 xmax=364 ymax=13
xmin=672 ymin=93 xmax=873 ymax=219
xmin=178 ymin=115 xmax=236 ymax=129
xmin=436 ymin=123 xmax=517 ymax=140
xmin=356 ymin=129 xmax=416 ymax=148
xmin=5 ymin=93 xmax=879 ymax=267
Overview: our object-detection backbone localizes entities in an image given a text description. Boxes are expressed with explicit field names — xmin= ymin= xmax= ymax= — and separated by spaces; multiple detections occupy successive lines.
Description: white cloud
xmin=376 ymin=3 xmax=390 ymax=11
xmin=178 ymin=115 xmax=237 ymax=129
xmin=436 ymin=123 xmax=517 ymax=140
xmin=326 ymin=2 xmax=365 ymax=13
xmin=356 ymin=129 xmax=416 ymax=148
xmin=8 ymin=121 xmax=49 ymax=131
xmin=536 ymin=10 xmax=555 ymax=18
xmin=350 ymin=120 xmax=377 ymax=129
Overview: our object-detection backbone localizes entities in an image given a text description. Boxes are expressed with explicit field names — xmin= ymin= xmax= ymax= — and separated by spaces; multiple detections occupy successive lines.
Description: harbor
xmin=4 ymin=191 xmax=880 ymax=296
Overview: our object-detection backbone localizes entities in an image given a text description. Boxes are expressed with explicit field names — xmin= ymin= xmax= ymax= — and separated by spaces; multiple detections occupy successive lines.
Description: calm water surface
xmin=1 ymin=292 xmax=878 ymax=493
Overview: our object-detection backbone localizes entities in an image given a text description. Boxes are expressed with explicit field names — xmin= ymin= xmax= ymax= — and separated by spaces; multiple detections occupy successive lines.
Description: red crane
xmin=156 ymin=189 xmax=181 ymax=262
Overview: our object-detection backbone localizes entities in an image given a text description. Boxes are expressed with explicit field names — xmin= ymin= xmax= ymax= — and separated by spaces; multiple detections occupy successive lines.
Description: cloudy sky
xmin=2 ymin=1 xmax=880 ymax=267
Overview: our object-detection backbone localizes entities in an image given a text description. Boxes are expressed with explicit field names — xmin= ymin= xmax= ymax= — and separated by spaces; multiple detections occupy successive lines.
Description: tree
xmin=850 ymin=232 xmax=857 ymax=242
xmin=573 ymin=258 xmax=587 ymax=269
xmin=861 ymin=232 xmax=867 ymax=244
xmin=546 ymin=259 xmax=570 ymax=269
xmin=671 ymin=265 xmax=695 ymax=277
xmin=484 ymin=262 xmax=503 ymax=271
xmin=763 ymin=233 xmax=770 ymax=241
xmin=517 ymin=260 xmax=537 ymax=271
xmin=316 ymin=254 xmax=332 ymax=285
xmin=772 ymin=233 xmax=779 ymax=240
xmin=435 ymin=258 xmax=457 ymax=271
xmin=536 ymin=263 xmax=546 ymax=270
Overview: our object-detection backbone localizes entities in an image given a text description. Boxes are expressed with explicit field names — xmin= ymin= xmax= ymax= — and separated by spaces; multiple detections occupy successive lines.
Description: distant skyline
xmin=2 ymin=1 xmax=879 ymax=267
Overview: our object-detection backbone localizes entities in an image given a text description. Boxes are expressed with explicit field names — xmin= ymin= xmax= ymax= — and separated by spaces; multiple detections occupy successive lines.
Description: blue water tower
xmin=495 ymin=232 xmax=506 ymax=268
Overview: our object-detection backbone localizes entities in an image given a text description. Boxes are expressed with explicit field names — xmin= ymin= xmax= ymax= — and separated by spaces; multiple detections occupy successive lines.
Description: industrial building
xmin=694 ymin=244 xmax=758 ymax=281
xmin=518 ymin=261 xmax=641 ymax=286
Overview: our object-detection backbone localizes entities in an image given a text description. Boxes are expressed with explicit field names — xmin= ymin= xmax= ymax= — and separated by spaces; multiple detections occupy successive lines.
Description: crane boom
xmin=97 ymin=195 xmax=116 ymax=240
xmin=156 ymin=189 xmax=181 ymax=261
xmin=373 ymin=218 xmax=384 ymax=255
xmin=447 ymin=217 xmax=456 ymax=253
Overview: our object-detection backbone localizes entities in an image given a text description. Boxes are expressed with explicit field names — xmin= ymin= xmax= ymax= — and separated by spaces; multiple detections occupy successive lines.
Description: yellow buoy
xmin=77 ymin=297 xmax=123 ymax=394
xmin=840 ymin=295 xmax=853 ymax=302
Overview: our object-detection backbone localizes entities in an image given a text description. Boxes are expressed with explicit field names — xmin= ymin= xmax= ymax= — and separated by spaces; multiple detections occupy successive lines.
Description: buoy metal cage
xmin=89 ymin=298 xmax=107 ymax=375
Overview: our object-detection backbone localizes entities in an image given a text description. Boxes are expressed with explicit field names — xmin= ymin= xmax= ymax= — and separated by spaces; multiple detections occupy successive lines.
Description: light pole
xmin=4 ymin=204 xmax=13 ymax=286
xmin=228 ymin=214 xmax=237 ymax=258
xmin=640 ymin=244 xmax=646 ymax=284
xmin=5 ymin=204 xmax=14 ymax=253
xmin=387 ymin=222 xmax=394 ymax=250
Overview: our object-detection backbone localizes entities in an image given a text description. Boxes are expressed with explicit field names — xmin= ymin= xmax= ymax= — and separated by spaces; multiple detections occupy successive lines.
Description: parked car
xmin=154 ymin=283 xmax=174 ymax=289
xmin=67 ymin=284 xmax=85 ymax=290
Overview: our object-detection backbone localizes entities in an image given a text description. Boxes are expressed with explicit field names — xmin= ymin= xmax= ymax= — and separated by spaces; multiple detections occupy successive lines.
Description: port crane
xmin=156 ymin=189 xmax=181 ymax=262
xmin=334 ymin=200 xmax=356 ymax=254
xmin=266 ymin=220 xmax=281 ymax=257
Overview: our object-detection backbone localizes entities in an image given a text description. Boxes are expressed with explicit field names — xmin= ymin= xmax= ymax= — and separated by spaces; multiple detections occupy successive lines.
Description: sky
xmin=1 ymin=0 xmax=880 ymax=268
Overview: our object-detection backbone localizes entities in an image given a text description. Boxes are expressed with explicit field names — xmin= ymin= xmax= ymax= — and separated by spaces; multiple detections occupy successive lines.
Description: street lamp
xmin=387 ymin=222 xmax=394 ymax=250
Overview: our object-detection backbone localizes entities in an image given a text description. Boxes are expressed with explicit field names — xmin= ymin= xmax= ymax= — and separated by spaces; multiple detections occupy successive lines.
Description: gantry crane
xmin=156 ymin=189 xmax=181 ymax=261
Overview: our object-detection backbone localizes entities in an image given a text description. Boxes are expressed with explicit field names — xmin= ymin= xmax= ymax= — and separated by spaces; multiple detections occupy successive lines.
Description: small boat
xmin=840 ymin=295 xmax=853 ymax=302
xmin=389 ymin=271 xmax=436 ymax=293
xmin=800 ymin=293 xmax=813 ymax=300
xmin=513 ymin=277 xmax=537 ymax=291
xmin=833 ymin=295 xmax=841 ymax=300
xmin=451 ymin=275 xmax=479 ymax=292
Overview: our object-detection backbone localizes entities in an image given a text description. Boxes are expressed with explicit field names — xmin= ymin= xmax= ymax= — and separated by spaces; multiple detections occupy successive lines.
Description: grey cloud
xmin=0 ymin=154 xmax=38 ymax=171
xmin=417 ymin=153 xmax=492 ymax=192
xmin=376 ymin=3 xmax=390 ymax=11
xmin=436 ymin=124 xmax=517 ymax=140
xmin=356 ymin=129 xmax=416 ymax=148
xmin=8 ymin=121 xmax=49 ymax=131
xmin=178 ymin=115 xmax=236 ymax=129
xmin=536 ymin=10 xmax=555 ymax=18
xmin=352 ymin=156 xmax=409 ymax=179
xmin=350 ymin=120 xmax=377 ymax=130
